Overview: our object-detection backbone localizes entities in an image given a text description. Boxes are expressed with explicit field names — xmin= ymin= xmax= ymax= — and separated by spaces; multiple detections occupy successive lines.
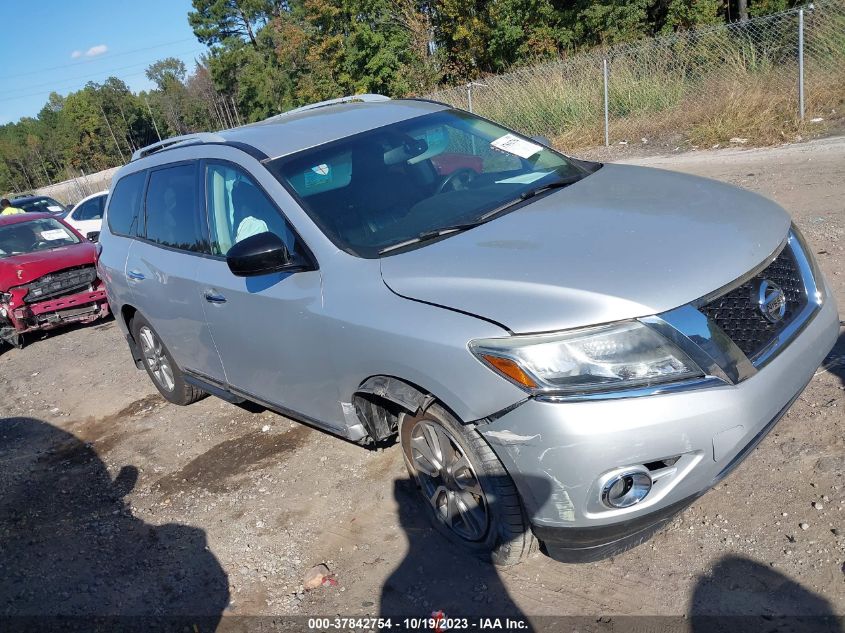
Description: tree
xmin=0 ymin=0 xmax=810 ymax=194
xmin=146 ymin=58 xmax=188 ymax=90
xmin=188 ymin=0 xmax=286 ymax=48
xmin=487 ymin=0 xmax=569 ymax=71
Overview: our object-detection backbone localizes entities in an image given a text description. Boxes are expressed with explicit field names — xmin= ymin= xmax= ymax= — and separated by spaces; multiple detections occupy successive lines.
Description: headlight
xmin=470 ymin=320 xmax=703 ymax=395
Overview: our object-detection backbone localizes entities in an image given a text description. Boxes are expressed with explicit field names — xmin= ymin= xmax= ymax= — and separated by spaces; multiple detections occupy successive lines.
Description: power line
xmin=4 ymin=47 xmax=207 ymax=96
xmin=0 ymin=37 xmax=200 ymax=81
xmin=0 ymin=70 xmax=148 ymax=104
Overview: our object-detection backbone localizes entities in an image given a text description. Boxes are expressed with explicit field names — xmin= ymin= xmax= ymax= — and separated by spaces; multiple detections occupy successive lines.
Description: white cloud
xmin=71 ymin=50 xmax=82 ymax=59
xmin=85 ymin=44 xmax=108 ymax=57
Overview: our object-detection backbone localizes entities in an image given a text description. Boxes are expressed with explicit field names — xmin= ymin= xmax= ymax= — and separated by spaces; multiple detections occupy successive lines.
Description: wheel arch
xmin=352 ymin=375 xmax=440 ymax=443
xmin=120 ymin=303 xmax=138 ymax=334
xmin=119 ymin=303 xmax=144 ymax=369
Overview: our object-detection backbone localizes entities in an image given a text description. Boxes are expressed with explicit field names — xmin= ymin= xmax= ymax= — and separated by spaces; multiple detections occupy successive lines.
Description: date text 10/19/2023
xmin=307 ymin=616 xmax=530 ymax=630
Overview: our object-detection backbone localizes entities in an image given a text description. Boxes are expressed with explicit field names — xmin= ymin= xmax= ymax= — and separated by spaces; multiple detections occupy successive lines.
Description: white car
xmin=65 ymin=190 xmax=107 ymax=239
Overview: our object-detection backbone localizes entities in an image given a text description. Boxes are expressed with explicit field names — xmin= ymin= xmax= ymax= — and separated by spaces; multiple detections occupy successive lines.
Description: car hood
xmin=0 ymin=242 xmax=97 ymax=290
xmin=380 ymin=164 xmax=790 ymax=333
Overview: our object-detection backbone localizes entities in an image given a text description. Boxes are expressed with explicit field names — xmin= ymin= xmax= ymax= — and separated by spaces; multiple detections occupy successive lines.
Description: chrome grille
xmin=700 ymin=245 xmax=808 ymax=360
xmin=23 ymin=265 xmax=97 ymax=303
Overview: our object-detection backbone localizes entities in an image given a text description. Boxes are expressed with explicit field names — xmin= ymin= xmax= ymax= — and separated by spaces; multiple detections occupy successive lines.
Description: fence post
xmin=798 ymin=8 xmax=805 ymax=120
xmin=466 ymin=83 xmax=473 ymax=113
xmin=602 ymin=58 xmax=610 ymax=147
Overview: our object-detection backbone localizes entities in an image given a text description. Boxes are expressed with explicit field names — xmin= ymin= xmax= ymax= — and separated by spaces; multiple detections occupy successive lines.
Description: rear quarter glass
xmin=107 ymin=171 xmax=146 ymax=236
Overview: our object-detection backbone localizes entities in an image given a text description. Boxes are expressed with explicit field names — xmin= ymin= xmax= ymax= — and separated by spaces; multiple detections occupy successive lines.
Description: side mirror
xmin=226 ymin=231 xmax=301 ymax=277
xmin=86 ymin=231 xmax=100 ymax=242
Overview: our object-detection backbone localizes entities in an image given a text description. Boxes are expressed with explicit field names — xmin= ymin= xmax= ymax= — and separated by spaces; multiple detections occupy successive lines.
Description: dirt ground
xmin=1 ymin=137 xmax=843 ymax=629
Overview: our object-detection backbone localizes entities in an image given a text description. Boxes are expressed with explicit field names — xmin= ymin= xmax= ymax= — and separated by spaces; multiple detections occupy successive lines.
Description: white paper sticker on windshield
xmin=41 ymin=228 xmax=69 ymax=241
xmin=47 ymin=205 xmax=63 ymax=212
xmin=490 ymin=134 xmax=542 ymax=159
xmin=495 ymin=171 xmax=552 ymax=184
xmin=304 ymin=163 xmax=331 ymax=189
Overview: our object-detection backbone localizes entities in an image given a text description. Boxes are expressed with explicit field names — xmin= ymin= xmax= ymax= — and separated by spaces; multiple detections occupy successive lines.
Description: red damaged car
xmin=0 ymin=212 xmax=109 ymax=348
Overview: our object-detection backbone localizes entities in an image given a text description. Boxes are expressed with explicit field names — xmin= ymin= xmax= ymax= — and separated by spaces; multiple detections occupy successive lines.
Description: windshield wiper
xmin=378 ymin=221 xmax=484 ymax=255
xmin=518 ymin=176 xmax=581 ymax=200
xmin=378 ymin=176 xmax=580 ymax=255
xmin=476 ymin=176 xmax=581 ymax=223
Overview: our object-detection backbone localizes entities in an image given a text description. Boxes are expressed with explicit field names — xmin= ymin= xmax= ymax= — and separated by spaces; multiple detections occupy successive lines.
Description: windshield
xmin=0 ymin=218 xmax=80 ymax=258
xmin=15 ymin=198 xmax=65 ymax=213
xmin=267 ymin=109 xmax=590 ymax=257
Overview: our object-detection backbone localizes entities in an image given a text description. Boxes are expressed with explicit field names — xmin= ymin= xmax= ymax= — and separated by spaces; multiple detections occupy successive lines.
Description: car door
xmin=69 ymin=195 xmax=104 ymax=236
xmin=124 ymin=161 xmax=226 ymax=384
xmin=98 ymin=171 xmax=145 ymax=321
xmin=193 ymin=160 xmax=340 ymax=430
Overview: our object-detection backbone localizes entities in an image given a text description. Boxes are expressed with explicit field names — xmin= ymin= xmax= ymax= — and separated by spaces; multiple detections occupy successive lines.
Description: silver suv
xmin=98 ymin=95 xmax=839 ymax=565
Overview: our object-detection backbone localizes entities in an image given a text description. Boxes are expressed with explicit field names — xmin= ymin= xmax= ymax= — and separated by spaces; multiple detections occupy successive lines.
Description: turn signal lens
xmin=481 ymin=354 xmax=538 ymax=389
xmin=470 ymin=320 xmax=702 ymax=395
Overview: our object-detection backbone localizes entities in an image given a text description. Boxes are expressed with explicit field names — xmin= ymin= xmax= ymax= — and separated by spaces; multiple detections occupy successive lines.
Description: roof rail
xmin=131 ymin=132 xmax=227 ymax=162
xmin=264 ymin=94 xmax=390 ymax=122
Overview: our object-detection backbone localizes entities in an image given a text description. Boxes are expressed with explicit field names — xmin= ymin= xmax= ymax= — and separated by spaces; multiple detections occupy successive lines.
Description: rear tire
xmin=399 ymin=402 xmax=535 ymax=566
xmin=130 ymin=314 xmax=205 ymax=406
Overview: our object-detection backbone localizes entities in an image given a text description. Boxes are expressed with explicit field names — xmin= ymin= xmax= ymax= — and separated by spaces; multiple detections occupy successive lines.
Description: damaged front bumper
xmin=0 ymin=283 xmax=109 ymax=345
xmin=476 ymin=295 xmax=839 ymax=562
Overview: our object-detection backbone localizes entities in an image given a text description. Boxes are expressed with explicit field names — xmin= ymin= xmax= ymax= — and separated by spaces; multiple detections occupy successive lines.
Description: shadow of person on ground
xmin=380 ymin=476 xmax=547 ymax=625
xmin=0 ymin=416 xmax=229 ymax=630
xmin=690 ymin=555 xmax=843 ymax=633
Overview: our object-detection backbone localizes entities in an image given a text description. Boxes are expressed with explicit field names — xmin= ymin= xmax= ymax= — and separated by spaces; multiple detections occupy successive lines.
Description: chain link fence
xmin=30 ymin=2 xmax=843 ymax=201
xmin=32 ymin=167 xmax=117 ymax=207
xmin=425 ymin=0 xmax=845 ymax=157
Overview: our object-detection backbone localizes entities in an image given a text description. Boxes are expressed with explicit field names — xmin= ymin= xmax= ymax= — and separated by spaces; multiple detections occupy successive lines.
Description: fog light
xmin=601 ymin=470 xmax=652 ymax=509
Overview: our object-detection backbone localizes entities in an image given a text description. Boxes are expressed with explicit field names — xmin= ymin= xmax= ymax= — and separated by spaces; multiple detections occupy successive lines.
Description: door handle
xmin=127 ymin=270 xmax=145 ymax=281
xmin=204 ymin=291 xmax=227 ymax=304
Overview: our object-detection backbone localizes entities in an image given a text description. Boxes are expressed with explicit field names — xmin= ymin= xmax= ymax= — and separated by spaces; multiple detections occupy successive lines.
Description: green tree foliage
xmin=145 ymin=58 xmax=188 ymax=90
xmin=0 ymin=67 xmax=225 ymax=194
xmin=188 ymin=0 xmax=286 ymax=48
xmin=0 ymin=0 xmax=797 ymax=194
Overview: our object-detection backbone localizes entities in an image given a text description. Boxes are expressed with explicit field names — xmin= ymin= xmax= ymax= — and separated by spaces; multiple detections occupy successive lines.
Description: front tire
xmin=399 ymin=402 xmax=535 ymax=566
xmin=130 ymin=314 xmax=205 ymax=406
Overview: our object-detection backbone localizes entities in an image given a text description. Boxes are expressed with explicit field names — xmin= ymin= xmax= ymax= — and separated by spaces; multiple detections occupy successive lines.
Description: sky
xmin=0 ymin=0 xmax=207 ymax=124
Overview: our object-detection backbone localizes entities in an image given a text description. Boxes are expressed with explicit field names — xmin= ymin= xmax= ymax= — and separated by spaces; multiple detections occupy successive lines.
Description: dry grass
xmin=426 ymin=1 xmax=845 ymax=154
xmin=542 ymin=61 xmax=845 ymax=152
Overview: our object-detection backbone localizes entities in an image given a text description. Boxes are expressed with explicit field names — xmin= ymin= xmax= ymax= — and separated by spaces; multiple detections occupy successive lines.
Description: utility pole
xmin=15 ymin=160 xmax=34 ymax=190
xmin=100 ymin=104 xmax=127 ymax=164
xmin=231 ymin=96 xmax=242 ymax=127
xmin=144 ymin=96 xmax=162 ymax=142
xmin=222 ymin=96 xmax=235 ymax=128
xmin=34 ymin=147 xmax=52 ymax=186
xmin=116 ymin=101 xmax=136 ymax=151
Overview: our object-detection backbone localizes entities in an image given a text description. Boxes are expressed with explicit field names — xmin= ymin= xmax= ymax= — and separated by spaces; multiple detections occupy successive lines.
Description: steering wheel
xmin=436 ymin=168 xmax=478 ymax=194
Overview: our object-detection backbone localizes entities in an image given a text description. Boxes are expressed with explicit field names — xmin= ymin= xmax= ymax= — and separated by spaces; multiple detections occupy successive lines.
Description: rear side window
xmin=144 ymin=163 xmax=207 ymax=253
xmin=75 ymin=196 xmax=104 ymax=221
xmin=107 ymin=172 xmax=145 ymax=236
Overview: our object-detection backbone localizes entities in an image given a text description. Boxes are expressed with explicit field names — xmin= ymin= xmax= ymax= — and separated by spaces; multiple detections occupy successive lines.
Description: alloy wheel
xmin=408 ymin=419 xmax=489 ymax=541
xmin=138 ymin=326 xmax=175 ymax=392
